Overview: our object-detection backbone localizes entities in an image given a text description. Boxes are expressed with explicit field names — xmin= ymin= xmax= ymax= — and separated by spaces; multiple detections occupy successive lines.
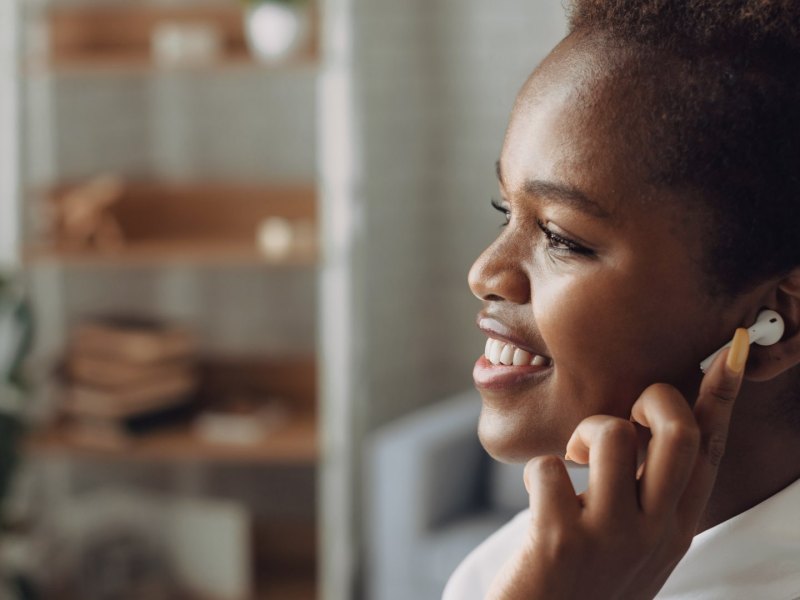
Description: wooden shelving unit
xmin=24 ymin=240 xmax=317 ymax=267
xmin=28 ymin=356 xmax=318 ymax=464
xmin=26 ymin=182 xmax=318 ymax=267
xmin=39 ymin=3 xmax=319 ymax=74
xmin=18 ymin=1 xmax=323 ymax=597
xmin=27 ymin=56 xmax=320 ymax=77
xmin=26 ymin=412 xmax=318 ymax=464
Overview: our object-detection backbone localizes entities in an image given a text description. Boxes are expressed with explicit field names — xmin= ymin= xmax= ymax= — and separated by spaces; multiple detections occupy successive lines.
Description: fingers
xmin=566 ymin=416 xmax=639 ymax=518
xmin=524 ymin=456 xmax=581 ymax=526
xmin=679 ymin=329 xmax=749 ymax=520
xmin=548 ymin=328 xmax=748 ymax=530
xmin=630 ymin=383 xmax=699 ymax=516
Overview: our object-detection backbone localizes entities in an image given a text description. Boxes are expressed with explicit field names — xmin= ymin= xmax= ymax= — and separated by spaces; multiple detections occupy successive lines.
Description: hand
xmin=486 ymin=328 xmax=750 ymax=600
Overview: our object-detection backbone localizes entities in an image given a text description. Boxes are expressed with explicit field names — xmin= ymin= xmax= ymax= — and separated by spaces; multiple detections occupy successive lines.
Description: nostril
xmin=468 ymin=246 xmax=530 ymax=305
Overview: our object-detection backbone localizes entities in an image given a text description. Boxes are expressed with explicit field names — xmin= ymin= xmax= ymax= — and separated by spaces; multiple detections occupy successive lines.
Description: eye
xmin=536 ymin=219 xmax=594 ymax=257
xmin=490 ymin=197 xmax=510 ymax=227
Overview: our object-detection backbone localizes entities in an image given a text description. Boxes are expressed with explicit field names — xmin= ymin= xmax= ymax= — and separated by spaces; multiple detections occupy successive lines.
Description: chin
xmin=477 ymin=406 xmax=564 ymax=464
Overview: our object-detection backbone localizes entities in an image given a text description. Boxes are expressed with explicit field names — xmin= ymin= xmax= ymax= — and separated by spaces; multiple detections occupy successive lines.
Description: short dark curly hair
xmin=565 ymin=0 xmax=800 ymax=298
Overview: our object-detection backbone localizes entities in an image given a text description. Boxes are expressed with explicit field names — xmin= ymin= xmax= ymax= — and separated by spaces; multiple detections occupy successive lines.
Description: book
xmin=70 ymin=315 xmax=195 ymax=365
xmin=61 ymin=402 xmax=196 ymax=450
xmin=62 ymin=371 xmax=196 ymax=420
xmin=66 ymin=354 xmax=194 ymax=388
xmin=193 ymin=401 xmax=290 ymax=446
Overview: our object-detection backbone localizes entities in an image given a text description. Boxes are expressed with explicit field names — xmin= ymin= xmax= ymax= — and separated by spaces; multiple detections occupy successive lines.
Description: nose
xmin=468 ymin=239 xmax=530 ymax=305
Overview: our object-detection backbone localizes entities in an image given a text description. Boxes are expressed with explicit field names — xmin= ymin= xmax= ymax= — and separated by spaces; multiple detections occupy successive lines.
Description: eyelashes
xmin=490 ymin=197 xmax=510 ymax=227
xmin=535 ymin=219 xmax=594 ymax=256
xmin=489 ymin=197 xmax=594 ymax=257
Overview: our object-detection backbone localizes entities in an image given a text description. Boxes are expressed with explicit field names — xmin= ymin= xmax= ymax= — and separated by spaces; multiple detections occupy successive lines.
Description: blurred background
xmin=0 ymin=0 xmax=568 ymax=598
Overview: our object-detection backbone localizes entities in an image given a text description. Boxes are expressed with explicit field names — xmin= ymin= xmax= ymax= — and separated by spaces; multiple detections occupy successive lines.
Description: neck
xmin=697 ymin=388 xmax=800 ymax=533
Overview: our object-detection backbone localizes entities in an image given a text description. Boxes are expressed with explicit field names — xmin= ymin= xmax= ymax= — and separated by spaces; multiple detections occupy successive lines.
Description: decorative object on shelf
xmin=45 ymin=5 xmax=251 ymax=70
xmin=28 ymin=356 xmax=318 ymax=464
xmin=151 ymin=21 xmax=223 ymax=68
xmin=59 ymin=315 xmax=198 ymax=450
xmin=242 ymin=0 xmax=311 ymax=64
xmin=257 ymin=216 xmax=316 ymax=259
xmin=31 ymin=182 xmax=318 ymax=265
xmin=257 ymin=217 xmax=293 ymax=257
xmin=52 ymin=174 xmax=125 ymax=252
xmin=193 ymin=393 xmax=291 ymax=446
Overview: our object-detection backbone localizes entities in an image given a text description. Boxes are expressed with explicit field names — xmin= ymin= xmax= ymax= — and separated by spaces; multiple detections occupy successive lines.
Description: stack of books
xmin=60 ymin=316 xmax=198 ymax=448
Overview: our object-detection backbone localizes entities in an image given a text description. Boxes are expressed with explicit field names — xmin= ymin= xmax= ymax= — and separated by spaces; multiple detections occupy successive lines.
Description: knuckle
xmin=661 ymin=420 xmax=700 ymax=455
xmin=548 ymin=525 xmax=577 ymax=552
xmin=647 ymin=382 xmax=682 ymax=398
xmin=526 ymin=455 xmax=565 ymax=479
xmin=642 ymin=383 xmax=685 ymax=406
xmin=597 ymin=418 xmax=637 ymax=445
xmin=702 ymin=431 xmax=728 ymax=466
xmin=706 ymin=381 xmax=737 ymax=406
xmin=531 ymin=523 xmax=582 ymax=560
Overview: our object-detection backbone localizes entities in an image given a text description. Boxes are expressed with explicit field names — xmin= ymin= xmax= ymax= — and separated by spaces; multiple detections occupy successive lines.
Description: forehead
xmin=500 ymin=33 xmax=652 ymax=220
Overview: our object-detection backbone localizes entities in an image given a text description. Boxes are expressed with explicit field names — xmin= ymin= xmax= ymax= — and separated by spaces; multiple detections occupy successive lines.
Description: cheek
xmin=534 ymin=267 xmax=701 ymax=416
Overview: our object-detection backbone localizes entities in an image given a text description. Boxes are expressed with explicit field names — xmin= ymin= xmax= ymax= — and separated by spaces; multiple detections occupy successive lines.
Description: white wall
xmin=353 ymin=0 xmax=568 ymax=427
xmin=49 ymin=69 xmax=317 ymax=183
xmin=319 ymin=2 xmax=568 ymax=598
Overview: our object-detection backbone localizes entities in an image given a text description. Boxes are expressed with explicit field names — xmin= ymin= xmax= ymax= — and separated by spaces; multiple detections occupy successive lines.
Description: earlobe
xmin=744 ymin=269 xmax=800 ymax=382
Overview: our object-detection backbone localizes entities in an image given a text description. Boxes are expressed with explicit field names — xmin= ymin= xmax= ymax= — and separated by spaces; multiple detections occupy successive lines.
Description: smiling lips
xmin=473 ymin=337 xmax=552 ymax=391
xmin=474 ymin=316 xmax=553 ymax=390
xmin=484 ymin=337 xmax=552 ymax=367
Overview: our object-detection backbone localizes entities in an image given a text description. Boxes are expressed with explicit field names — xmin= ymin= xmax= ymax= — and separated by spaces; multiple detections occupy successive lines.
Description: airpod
xmin=699 ymin=309 xmax=785 ymax=373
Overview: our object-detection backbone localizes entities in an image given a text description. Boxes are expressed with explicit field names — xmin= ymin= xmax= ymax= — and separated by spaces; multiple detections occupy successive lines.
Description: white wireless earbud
xmin=699 ymin=309 xmax=785 ymax=373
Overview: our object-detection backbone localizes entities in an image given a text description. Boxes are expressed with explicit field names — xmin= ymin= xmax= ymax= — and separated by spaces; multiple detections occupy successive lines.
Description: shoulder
xmin=442 ymin=509 xmax=529 ymax=600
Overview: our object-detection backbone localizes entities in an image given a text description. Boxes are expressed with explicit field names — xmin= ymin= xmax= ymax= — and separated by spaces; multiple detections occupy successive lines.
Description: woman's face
xmin=468 ymin=34 xmax=757 ymax=462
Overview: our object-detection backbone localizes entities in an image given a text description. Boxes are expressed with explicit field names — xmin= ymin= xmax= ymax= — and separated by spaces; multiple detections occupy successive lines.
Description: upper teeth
xmin=484 ymin=338 xmax=550 ymax=367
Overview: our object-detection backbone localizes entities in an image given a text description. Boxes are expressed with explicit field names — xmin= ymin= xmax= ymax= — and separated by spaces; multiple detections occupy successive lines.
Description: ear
xmin=745 ymin=268 xmax=800 ymax=382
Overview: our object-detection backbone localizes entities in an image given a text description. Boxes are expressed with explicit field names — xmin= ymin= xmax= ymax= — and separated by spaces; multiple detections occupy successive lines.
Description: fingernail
xmin=726 ymin=327 xmax=750 ymax=375
xmin=564 ymin=451 xmax=573 ymax=462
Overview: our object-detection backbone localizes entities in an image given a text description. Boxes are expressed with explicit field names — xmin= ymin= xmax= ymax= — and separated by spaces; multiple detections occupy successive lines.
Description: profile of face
xmin=468 ymin=32 xmax=767 ymax=462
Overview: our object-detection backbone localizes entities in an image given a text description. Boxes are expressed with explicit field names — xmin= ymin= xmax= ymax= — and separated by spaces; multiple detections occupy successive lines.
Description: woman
xmin=444 ymin=1 xmax=800 ymax=598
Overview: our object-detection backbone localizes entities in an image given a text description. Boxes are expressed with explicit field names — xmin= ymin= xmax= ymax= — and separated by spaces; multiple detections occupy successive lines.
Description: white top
xmin=443 ymin=477 xmax=800 ymax=600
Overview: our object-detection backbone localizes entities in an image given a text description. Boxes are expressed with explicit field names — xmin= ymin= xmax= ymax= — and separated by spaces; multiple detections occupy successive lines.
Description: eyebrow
xmin=495 ymin=160 xmax=613 ymax=220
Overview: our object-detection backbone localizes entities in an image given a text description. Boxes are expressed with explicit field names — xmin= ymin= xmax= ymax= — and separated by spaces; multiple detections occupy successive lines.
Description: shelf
xmin=26 ymin=181 xmax=318 ymax=267
xmin=24 ymin=240 xmax=318 ymax=267
xmin=26 ymin=56 xmax=320 ymax=77
xmin=26 ymin=356 xmax=318 ymax=464
xmin=39 ymin=3 xmax=318 ymax=75
xmin=25 ymin=413 xmax=317 ymax=465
